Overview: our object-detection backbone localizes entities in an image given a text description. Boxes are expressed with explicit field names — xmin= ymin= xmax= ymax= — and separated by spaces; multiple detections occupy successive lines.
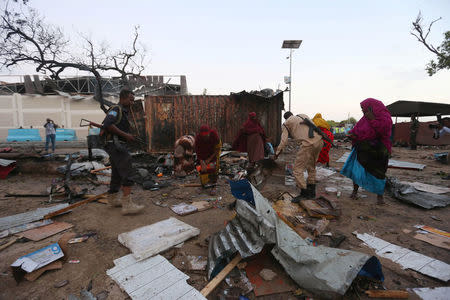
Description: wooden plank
xmin=0 ymin=236 xmax=21 ymax=251
xmin=43 ymin=193 xmax=108 ymax=219
xmin=365 ymin=290 xmax=409 ymax=298
xmin=419 ymin=225 xmax=450 ymax=238
xmin=20 ymin=222 xmax=73 ymax=241
xmin=414 ymin=233 xmax=450 ymax=250
xmin=201 ymin=254 xmax=242 ymax=297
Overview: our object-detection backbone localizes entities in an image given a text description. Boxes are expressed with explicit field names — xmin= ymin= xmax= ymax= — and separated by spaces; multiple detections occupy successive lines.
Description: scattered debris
xmin=53 ymin=279 xmax=69 ymax=288
xmin=0 ymin=158 xmax=16 ymax=179
xmin=170 ymin=203 xmax=198 ymax=216
xmin=187 ymin=255 xmax=207 ymax=271
xmin=24 ymin=260 xmax=63 ymax=282
xmin=365 ymin=289 xmax=409 ymax=298
xmin=410 ymin=287 xmax=450 ymax=300
xmin=354 ymin=232 xmax=450 ymax=281
xmin=0 ymin=204 xmax=68 ymax=232
xmin=300 ymin=195 xmax=341 ymax=219
xmin=414 ymin=232 xmax=450 ymax=250
xmin=387 ymin=178 xmax=450 ymax=209
xmin=68 ymin=232 xmax=96 ymax=244
xmin=399 ymin=181 xmax=450 ymax=194
xmin=107 ymin=254 xmax=206 ymax=299
xmin=209 ymin=184 xmax=383 ymax=297
xmin=337 ymin=152 xmax=427 ymax=170
xmin=0 ymin=235 xmax=27 ymax=251
xmin=259 ymin=268 xmax=277 ymax=281
xmin=201 ymin=254 xmax=242 ymax=297
xmin=118 ymin=217 xmax=200 ymax=260
xmin=20 ymin=221 xmax=73 ymax=241
xmin=415 ymin=225 xmax=450 ymax=237
xmin=68 ymin=260 xmax=80 ymax=264
xmin=43 ymin=193 xmax=108 ymax=219
xmin=11 ymin=242 xmax=64 ymax=281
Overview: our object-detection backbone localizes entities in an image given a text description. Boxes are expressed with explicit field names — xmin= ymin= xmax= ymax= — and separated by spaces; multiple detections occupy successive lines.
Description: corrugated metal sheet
xmin=207 ymin=183 xmax=379 ymax=297
xmin=393 ymin=120 xmax=450 ymax=146
xmin=0 ymin=204 xmax=69 ymax=231
xmin=145 ymin=92 xmax=284 ymax=152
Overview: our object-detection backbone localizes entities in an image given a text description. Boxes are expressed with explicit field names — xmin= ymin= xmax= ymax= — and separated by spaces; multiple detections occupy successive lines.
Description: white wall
xmin=0 ymin=94 xmax=112 ymax=140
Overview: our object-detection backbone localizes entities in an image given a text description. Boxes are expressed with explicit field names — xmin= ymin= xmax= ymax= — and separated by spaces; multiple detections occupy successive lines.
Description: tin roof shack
xmin=387 ymin=100 xmax=450 ymax=146
xmin=144 ymin=91 xmax=284 ymax=153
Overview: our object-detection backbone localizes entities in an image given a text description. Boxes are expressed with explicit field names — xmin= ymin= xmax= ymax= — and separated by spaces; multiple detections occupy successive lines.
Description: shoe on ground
xmin=121 ymin=194 xmax=144 ymax=215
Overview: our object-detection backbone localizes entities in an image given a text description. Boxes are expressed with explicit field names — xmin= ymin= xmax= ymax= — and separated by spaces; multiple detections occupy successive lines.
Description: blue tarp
xmin=55 ymin=129 xmax=77 ymax=141
xmin=6 ymin=129 xmax=42 ymax=142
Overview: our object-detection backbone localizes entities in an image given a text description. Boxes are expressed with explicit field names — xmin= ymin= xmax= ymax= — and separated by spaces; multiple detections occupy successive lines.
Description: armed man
xmin=275 ymin=111 xmax=324 ymax=203
xmin=96 ymin=88 xmax=144 ymax=215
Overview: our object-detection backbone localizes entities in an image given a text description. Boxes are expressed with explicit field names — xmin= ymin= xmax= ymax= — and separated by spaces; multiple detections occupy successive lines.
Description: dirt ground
xmin=0 ymin=142 xmax=449 ymax=300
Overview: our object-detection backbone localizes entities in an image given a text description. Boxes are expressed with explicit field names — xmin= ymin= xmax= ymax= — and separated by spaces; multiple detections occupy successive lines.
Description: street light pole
xmin=289 ymin=48 xmax=292 ymax=111
xmin=282 ymin=40 xmax=302 ymax=113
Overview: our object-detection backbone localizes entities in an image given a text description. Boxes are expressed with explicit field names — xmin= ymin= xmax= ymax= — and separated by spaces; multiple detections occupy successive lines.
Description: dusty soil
xmin=0 ymin=143 xmax=449 ymax=300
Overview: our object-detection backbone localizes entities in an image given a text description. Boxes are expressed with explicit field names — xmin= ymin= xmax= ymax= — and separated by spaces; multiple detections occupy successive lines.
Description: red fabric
xmin=195 ymin=125 xmax=220 ymax=160
xmin=0 ymin=163 xmax=16 ymax=179
xmin=232 ymin=112 xmax=266 ymax=152
xmin=317 ymin=128 xmax=334 ymax=164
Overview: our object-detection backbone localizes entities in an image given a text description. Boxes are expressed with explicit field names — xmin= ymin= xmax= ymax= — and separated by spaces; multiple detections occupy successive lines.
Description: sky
xmin=2 ymin=0 xmax=450 ymax=121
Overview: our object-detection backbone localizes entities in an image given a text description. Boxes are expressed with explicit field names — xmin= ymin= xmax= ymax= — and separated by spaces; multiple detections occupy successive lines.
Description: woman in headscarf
xmin=195 ymin=125 xmax=221 ymax=195
xmin=313 ymin=113 xmax=334 ymax=167
xmin=173 ymin=134 xmax=195 ymax=177
xmin=341 ymin=98 xmax=392 ymax=204
xmin=232 ymin=112 xmax=266 ymax=168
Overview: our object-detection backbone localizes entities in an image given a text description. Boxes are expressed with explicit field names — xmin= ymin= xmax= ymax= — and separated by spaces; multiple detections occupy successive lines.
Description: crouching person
xmin=101 ymin=89 xmax=144 ymax=215
xmin=195 ymin=125 xmax=221 ymax=195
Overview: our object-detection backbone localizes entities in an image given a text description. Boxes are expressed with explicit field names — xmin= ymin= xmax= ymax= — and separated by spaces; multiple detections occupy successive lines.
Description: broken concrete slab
xmin=118 ymin=217 xmax=200 ymax=261
xmin=354 ymin=232 xmax=450 ymax=282
xmin=107 ymin=254 xmax=206 ymax=300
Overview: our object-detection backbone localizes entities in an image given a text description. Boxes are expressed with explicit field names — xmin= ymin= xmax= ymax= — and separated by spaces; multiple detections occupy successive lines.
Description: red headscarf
xmin=195 ymin=125 xmax=220 ymax=160
xmin=242 ymin=112 xmax=266 ymax=136
xmin=350 ymin=98 xmax=392 ymax=152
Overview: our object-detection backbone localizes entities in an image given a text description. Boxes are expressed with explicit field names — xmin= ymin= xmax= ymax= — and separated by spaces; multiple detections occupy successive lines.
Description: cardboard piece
xmin=24 ymin=260 xmax=63 ymax=281
xmin=191 ymin=201 xmax=212 ymax=212
xmin=0 ymin=219 xmax=53 ymax=239
xmin=170 ymin=203 xmax=198 ymax=216
xmin=414 ymin=233 xmax=450 ymax=250
xmin=11 ymin=243 xmax=64 ymax=282
xmin=20 ymin=222 xmax=73 ymax=241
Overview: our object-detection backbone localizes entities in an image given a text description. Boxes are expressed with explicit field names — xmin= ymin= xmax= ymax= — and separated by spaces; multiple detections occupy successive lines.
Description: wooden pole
xmin=43 ymin=192 xmax=108 ymax=219
xmin=365 ymin=290 xmax=409 ymax=298
xmin=200 ymin=254 xmax=242 ymax=297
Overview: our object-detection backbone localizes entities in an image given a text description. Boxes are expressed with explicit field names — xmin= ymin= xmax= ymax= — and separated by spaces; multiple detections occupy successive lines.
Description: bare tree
xmin=411 ymin=12 xmax=450 ymax=76
xmin=0 ymin=1 xmax=148 ymax=111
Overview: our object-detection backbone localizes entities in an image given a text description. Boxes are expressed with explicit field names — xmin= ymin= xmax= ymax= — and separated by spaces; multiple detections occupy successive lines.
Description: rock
xmin=259 ymin=268 xmax=277 ymax=281
xmin=137 ymin=168 xmax=149 ymax=178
